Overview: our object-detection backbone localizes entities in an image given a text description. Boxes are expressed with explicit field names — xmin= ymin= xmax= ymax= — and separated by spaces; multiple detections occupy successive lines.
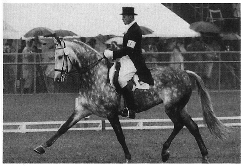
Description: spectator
xmin=144 ymin=38 xmax=158 ymax=62
xmin=22 ymin=39 xmax=34 ymax=93
xmin=3 ymin=39 xmax=16 ymax=53
xmin=168 ymin=39 xmax=185 ymax=70
xmin=3 ymin=39 xmax=17 ymax=93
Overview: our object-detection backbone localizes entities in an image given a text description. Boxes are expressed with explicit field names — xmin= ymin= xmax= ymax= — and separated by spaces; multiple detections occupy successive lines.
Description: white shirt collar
xmin=124 ymin=20 xmax=136 ymax=34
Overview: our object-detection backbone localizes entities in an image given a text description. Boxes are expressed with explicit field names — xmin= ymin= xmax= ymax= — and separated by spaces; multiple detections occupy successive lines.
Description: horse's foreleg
xmin=108 ymin=115 xmax=131 ymax=163
xmin=34 ymin=108 xmax=91 ymax=154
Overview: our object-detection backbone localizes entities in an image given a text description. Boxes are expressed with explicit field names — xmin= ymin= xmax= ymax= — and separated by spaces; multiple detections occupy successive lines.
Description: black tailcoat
xmin=113 ymin=22 xmax=154 ymax=85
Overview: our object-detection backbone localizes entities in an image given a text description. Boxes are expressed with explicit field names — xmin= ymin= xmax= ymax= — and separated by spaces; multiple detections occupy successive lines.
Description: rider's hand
xmin=104 ymin=49 xmax=113 ymax=59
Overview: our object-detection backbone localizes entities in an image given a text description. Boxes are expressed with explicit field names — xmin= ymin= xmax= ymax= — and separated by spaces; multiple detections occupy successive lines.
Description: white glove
xmin=104 ymin=49 xmax=113 ymax=59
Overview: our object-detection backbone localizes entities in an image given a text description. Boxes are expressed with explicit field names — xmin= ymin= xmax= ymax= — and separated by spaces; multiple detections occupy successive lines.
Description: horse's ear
xmin=53 ymin=38 xmax=59 ymax=46
xmin=53 ymin=36 xmax=62 ymax=47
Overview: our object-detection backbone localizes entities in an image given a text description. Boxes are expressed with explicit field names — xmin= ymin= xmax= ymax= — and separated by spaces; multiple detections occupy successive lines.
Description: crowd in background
xmin=3 ymin=34 xmax=241 ymax=94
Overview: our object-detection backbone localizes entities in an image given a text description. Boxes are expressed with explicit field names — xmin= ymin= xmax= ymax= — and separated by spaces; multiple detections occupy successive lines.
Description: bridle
xmin=54 ymin=40 xmax=76 ymax=81
xmin=54 ymin=39 xmax=108 ymax=82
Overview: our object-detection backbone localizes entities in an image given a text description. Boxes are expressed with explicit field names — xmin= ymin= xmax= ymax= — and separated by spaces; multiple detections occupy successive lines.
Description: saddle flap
xmin=109 ymin=63 xmax=150 ymax=92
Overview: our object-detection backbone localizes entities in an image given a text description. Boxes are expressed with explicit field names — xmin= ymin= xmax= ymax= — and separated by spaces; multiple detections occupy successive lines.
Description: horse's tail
xmin=186 ymin=70 xmax=230 ymax=139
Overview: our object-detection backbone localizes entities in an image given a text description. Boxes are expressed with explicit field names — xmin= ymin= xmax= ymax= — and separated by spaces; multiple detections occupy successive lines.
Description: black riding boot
xmin=121 ymin=84 xmax=136 ymax=119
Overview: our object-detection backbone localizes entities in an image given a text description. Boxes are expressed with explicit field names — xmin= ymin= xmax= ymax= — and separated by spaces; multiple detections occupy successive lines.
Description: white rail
xmin=3 ymin=116 xmax=241 ymax=133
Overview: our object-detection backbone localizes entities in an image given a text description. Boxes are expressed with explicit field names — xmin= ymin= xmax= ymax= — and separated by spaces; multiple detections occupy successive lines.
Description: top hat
xmin=120 ymin=7 xmax=137 ymax=15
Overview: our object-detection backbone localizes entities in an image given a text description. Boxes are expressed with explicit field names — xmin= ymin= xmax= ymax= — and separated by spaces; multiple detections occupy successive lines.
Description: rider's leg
xmin=118 ymin=57 xmax=137 ymax=119
xmin=121 ymin=83 xmax=136 ymax=119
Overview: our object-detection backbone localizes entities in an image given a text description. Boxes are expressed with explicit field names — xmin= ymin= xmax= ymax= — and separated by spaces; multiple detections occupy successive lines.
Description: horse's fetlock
xmin=125 ymin=153 xmax=131 ymax=160
xmin=45 ymin=140 xmax=54 ymax=147
xmin=163 ymin=142 xmax=170 ymax=150
xmin=201 ymin=150 xmax=208 ymax=158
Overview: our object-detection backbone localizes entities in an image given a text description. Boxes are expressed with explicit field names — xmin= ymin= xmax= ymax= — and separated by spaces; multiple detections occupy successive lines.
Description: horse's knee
xmin=57 ymin=111 xmax=85 ymax=135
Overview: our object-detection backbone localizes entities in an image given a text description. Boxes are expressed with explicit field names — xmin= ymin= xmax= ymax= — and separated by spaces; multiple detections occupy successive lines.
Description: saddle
xmin=105 ymin=61 xmax=162 ymax=116
xmin=108 ymin=62 xmax=150 ymax=93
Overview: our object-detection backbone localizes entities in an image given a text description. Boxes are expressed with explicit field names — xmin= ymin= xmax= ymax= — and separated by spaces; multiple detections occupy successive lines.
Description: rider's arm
xmin=112 ymin=29 xmax=140 ymax=60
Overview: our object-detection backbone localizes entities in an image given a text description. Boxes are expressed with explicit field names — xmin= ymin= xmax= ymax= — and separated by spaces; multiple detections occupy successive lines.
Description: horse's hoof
xmin=161 ymin=150 xmax=170 ymax=162
xmin=125 ymin=154 xmax=131 ymax=163
xmin=34 ymin=145 xmax=45 ymax=154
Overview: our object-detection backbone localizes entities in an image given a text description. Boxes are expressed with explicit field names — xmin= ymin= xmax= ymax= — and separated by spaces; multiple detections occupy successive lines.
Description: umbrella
xmin=190 ymin=21 xmax=220 ymax=33
xmin=140 ymin=26 xmax=154 ymax=35
xmin=220 ymin=33 xmax=241 ymax=40
xmin=54 ymin=30 xmax=77 ymax=37
xmin=105 ymin=37 xmax=123 ymax=45
xmin=24 ymin=27 xmax=54 ymax=38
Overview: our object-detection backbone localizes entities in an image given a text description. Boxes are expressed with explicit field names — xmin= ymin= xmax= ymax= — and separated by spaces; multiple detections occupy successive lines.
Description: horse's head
xmin=54 ymin=39 xmax=81 ymax=82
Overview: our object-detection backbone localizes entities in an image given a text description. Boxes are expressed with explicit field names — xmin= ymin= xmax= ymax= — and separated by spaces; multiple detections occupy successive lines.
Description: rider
xmin=104 ymin=7 xmax=154 ymax=119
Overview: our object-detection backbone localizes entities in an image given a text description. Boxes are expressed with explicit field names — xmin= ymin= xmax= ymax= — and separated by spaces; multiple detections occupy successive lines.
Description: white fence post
xmin=136 ymin=121 xmax=143 ymax=129
xmin=18 ymin=123 xmax=26 ymax=133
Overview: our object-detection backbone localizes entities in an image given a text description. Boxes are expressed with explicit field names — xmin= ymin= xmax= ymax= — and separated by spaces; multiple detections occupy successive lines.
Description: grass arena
xmin=3 ymin=91 xmax=241 ymax=163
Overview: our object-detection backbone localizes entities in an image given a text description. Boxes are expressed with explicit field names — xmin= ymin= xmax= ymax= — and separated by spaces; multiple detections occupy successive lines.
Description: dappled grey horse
xmin=34 ymin=39 xmax=229 ymax=163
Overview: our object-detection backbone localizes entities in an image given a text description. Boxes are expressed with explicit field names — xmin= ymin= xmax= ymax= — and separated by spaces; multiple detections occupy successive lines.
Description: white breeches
xmin=110 ymin=55 xmax=137 ymax=88
xmin=119 ymin=56 xmax=137 ymax=88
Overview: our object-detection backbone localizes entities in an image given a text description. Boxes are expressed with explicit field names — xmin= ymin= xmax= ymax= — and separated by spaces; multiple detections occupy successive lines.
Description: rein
xmin=78 ymin=56 xmax=105 ymax=74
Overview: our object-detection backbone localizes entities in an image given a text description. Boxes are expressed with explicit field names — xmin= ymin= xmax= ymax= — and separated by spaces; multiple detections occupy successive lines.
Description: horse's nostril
xmin=54 ymin=77 xmax=61 ymax=83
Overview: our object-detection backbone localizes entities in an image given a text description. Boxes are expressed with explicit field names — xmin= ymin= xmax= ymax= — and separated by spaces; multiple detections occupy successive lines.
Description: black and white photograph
xmin=2 ymin=1 xmax=241 ymax=163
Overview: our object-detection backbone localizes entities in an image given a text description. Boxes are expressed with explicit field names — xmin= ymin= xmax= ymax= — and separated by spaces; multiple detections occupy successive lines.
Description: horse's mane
xmin=60 ymin=39 xmax=104 ymax=72
xmin=63 ymin=39 xmax=103 ymax=60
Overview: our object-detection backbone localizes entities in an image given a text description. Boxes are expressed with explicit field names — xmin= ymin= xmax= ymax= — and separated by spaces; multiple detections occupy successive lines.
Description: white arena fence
xmin=3 ymin=116 xmax=240 ymax=133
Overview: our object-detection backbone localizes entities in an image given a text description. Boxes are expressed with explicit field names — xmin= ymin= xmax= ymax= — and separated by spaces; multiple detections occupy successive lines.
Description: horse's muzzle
xmin=54 ymin=72 xmax=66 ymax=83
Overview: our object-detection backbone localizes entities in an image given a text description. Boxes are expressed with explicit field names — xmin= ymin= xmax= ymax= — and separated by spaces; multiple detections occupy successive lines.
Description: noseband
xmin=54 ymin=41 xmax=76 ymax=81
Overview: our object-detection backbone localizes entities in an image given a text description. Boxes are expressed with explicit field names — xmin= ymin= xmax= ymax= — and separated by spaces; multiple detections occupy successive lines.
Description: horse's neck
xmin=68 ymin=40 xmax=109 ymax=93
xmin=78 ymin=60 xmax=109 ymax=94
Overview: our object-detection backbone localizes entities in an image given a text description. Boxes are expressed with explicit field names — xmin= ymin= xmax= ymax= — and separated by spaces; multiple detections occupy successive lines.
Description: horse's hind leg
xmin=179 ymin=109 xmax=209 ymax=163
xmin=161 ymin=110 xmax=184 ymax=162
xmin=162 ymin=107 xmax=209 ymax=163
xmin=34 ymin=108 xmax=91 ymax=154
xmin=107 ymin=114 xmax=131 ymax=163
